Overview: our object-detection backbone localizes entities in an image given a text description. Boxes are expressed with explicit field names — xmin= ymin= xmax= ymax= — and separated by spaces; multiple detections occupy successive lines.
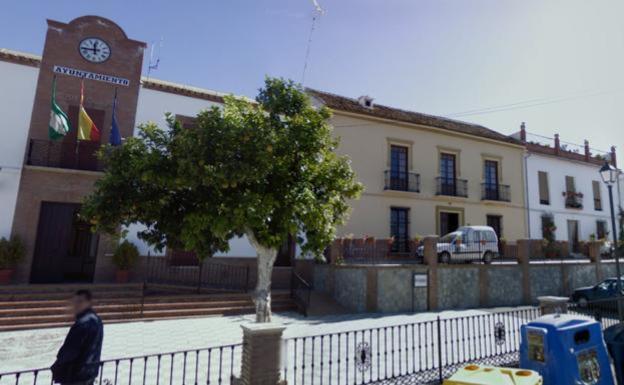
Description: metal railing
xmin=564 ymin=191 xmax=583 ymax=209
xmin=568 ymin=297 xmax=624 ymax=330
xmin=435 ymin=177 xmax=468 ymax=197
xmin=291 ymin=272 xmax=312 ymax=317
xmin=0 ymin=344 xmax=242 ymax=385
xmin=282 ymin=307 xmax=541 ymax=385
xmin=432 ymin=240 xmax=500 ymax=264
xmin=383 ymin=171 xmax=420 ymax=193
xmin=144 ymin=256 xmax=250 ymax=293
xmin=481 ymin=183 xmax=510 ymax=202
xmin=26 ymin=139 xmax=104 ymax=172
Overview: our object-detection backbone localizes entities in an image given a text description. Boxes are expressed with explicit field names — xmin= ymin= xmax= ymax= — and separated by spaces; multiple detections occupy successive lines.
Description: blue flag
xmin=109 ymin=90 xmax=122 ymax=146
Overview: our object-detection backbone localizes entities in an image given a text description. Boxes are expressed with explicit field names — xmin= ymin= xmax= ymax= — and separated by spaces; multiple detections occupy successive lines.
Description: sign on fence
xmin=413 ymin=272 xmax=428 ymax=288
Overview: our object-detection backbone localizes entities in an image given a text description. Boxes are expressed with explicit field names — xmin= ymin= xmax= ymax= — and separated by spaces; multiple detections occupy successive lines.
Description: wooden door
xmin=30 ymin=202 xmax=98 ymax=283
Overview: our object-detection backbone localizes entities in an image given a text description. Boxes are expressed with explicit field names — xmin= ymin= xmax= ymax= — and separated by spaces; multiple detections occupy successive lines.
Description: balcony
xmin=435 ymin=177 xmax=468 ymax=197
xmin=27 ymin=139 xmax=104 ymax=172
xmin=481 ymin=183 xmax=511 ymax=202
xmin=384 ymin=170 xmax=420 ymax=192
xmin=564 ymin=191 xmax=583 ymax=209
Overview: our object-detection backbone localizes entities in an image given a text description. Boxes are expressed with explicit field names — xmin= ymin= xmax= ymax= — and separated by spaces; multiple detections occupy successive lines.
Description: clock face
xmin=79 ymin=38 xmax=111 ymax=63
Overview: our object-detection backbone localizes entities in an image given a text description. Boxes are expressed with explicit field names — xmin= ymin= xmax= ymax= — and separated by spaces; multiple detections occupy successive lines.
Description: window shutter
xmin=538 ymin=171 xmax=549 ymax=203
xmin=565 ymin=176 xmax=575 ymax=192
xmin=592 ymin=181 xmax=602 ymax=210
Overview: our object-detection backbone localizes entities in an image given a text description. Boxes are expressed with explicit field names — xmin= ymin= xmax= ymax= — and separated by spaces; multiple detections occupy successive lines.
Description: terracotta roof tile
xmin=307 ymin=88 xmax=521 ymax=146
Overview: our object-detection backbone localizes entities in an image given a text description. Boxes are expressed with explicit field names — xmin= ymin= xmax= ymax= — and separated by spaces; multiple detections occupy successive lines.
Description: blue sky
xmin=2 ymin=0 xmax=624 ymax=152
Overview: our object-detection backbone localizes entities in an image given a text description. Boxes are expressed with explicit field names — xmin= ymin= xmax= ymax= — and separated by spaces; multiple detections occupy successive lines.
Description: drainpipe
xmin=524 ymin=152 xmax=532 ymax=238
xmin=520 ymin=122 xmax=532 ymax=239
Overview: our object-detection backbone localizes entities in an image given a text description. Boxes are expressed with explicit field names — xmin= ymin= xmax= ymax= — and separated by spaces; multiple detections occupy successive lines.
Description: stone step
xmin=0 ymin=298 xmax=297 ymax=318
xmin=0 ymin=292 xmax=290 ymax=308
xmin=0 ymin=283 xmax=143 ymax=294
xmin=0 ymin=303 xmax=298 ymax=331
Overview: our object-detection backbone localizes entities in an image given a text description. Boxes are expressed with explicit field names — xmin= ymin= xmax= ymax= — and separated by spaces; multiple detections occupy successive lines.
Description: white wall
xmin=0 ymin=61 xmax=38 ymax=238
xmin=526 ymin=152 xmax=614 ymax=242
xmin=129 ymin=86 xmax=257 ymax=257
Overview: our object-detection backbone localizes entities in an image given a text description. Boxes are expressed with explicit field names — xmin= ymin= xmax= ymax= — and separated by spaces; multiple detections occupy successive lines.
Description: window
xmin=483 ymin=160 xmax=499 ymax=200
xmin=439 ymin=153 xmax=457 ymax=195
xmin=390 ymin=207 xmax=410 ymax=253
xmin=538 ymin=171 xmax=549 ymax=205
xmin=389 ymin=145 xmax=409 ymax=190
xmin=597 ymin=220 xmax=608 ymax=240
xmin=565 ymin=176 xmax=576 ymax=193
xmin=541 ymin=214 xmax=555 ymax=240
xmin=593 ymin=181 xmax=602 ymax=211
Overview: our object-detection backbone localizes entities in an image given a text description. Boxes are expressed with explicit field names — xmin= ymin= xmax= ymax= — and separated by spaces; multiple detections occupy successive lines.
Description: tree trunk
xmin=247 ymin=231 xmax=278 ymax=323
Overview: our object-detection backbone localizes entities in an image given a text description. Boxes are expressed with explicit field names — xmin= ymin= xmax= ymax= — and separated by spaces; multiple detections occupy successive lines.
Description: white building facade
xmin=518 ymin=126 xmax=621 ymax=250
xmin=0 ymin=53 xmax=38 ymax=239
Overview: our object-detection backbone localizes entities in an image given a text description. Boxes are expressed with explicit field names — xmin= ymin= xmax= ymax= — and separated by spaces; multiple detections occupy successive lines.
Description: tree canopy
xmin=83 ymin=78 xmax=362 ymax=260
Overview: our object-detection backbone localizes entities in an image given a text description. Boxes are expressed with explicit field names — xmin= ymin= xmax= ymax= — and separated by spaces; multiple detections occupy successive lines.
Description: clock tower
xmin=12 ymin=16 xmax=146 ymax=283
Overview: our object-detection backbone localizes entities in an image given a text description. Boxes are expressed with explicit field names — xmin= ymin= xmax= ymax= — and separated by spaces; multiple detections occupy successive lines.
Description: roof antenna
xmin=146 ymin=37 xmax=163 ymax=81
xmin=301 ymin=0 xmax=324 ymax=86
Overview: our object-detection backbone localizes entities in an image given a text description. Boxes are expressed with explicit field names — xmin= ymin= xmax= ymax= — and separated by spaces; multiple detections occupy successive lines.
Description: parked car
xmin=417 ymin=226 xmax=499 ymax=264
xmin=571 ymin=278 xmax=624 ymax=307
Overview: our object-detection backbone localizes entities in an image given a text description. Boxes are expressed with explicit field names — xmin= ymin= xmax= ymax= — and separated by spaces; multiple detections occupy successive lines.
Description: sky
xmin=1 ymin=0 xmax=623 ymax=153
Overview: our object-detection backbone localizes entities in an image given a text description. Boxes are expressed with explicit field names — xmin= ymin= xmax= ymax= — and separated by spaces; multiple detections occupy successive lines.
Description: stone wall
xmin=312 ymin=260 xmax=616 ymax=313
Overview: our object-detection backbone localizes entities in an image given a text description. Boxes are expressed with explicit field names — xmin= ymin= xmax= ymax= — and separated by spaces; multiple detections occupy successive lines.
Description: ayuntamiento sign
xmin=53 ymin=65 xmax=130 ymax=86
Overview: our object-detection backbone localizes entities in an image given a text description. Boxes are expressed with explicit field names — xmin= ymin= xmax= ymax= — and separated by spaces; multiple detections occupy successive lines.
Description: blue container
xmin=520 ymin=314 xmax=614 ymax=385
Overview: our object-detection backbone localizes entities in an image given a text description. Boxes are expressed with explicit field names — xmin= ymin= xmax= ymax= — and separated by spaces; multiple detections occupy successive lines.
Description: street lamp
xmin=599 ymin=161 xmax=623 ymax=319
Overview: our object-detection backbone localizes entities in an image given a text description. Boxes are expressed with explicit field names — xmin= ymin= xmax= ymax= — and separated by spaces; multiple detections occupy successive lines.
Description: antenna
xmin=146 ymin=37 xmax=163 ymax=81
xmin=301 ymin=0 xmax=324 ymax=85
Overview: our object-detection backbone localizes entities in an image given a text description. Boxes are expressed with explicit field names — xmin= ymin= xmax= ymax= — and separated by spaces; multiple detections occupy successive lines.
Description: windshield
xmin=440 ymin=231 xmax=461 ymax=243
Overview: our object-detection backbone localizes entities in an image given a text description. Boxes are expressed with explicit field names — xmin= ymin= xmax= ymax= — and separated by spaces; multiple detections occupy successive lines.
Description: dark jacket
xmin=51 ymin=308 xmax=104 ymax=384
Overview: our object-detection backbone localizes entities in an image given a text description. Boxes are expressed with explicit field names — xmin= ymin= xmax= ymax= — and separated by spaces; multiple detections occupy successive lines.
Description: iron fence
xmin=480 ymin=183 xmax=510 ymax=202
xmin=0 ymin=344 xmax=241 ymax=385
xmin=282 ymin=307 xmax=541 ymax=385
xmin=291 ymin=272 xmax=312 ymax=316
xmin=568 ymin=297 xmax=624 ymax=330
xmin=435 ymin=178 xmax=468 ymax=198
xmin=431 ymin=240 xmax=500 ymax=264
xmin=27 ymin=139 xmax=104 ymax=172
xmin=144 ymin=257 xmax=250 ymax=293
xmin=384 ymin=171 xmax=420 ymax=193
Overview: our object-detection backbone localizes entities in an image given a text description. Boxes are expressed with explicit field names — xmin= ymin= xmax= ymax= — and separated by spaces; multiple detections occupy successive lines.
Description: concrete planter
xmin=0 ymin=269 xmax=13 ymax=284
xmin=115 ymin=270 xmax=130 ymax=284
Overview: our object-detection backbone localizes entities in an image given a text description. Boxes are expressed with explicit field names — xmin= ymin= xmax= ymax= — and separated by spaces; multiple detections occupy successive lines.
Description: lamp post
xmin=599 ymin=161 xmax=623 ymax=320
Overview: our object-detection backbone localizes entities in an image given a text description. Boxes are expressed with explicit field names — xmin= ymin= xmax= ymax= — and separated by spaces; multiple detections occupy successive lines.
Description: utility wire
xmin=445 ymin=89 xmax=621 ymax=118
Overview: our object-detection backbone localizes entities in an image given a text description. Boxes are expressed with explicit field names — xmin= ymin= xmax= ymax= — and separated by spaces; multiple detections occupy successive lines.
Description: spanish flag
xmin=78 ymin=80 xmax=101 ymax=142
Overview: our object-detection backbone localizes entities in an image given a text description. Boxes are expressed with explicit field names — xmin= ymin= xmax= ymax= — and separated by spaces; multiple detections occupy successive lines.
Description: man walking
xmin=51 ymin=290 xmax=103 ymax=385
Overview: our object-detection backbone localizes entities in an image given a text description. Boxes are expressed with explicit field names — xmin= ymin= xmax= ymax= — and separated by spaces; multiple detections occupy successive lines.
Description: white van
xmin=418 ymin=226 xmax=499 ymax=264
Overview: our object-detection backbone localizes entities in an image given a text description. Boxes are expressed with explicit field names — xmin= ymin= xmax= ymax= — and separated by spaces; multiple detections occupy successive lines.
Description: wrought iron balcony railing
xmin=435 ymin=177 xmax=468 ymax=197
xmin=384 ymin=170 xmax=420 ymax=192
xmin=26 ymin=139 xmax=104 ymax=172
xmin=564 ymin=191 xmax=583 ymax=209
xmin=481 ymin=183 xmax=511 ymax=202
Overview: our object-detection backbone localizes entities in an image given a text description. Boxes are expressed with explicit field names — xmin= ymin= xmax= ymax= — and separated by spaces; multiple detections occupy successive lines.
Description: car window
xmin=597 ymin=281 xmax=611 ymax=290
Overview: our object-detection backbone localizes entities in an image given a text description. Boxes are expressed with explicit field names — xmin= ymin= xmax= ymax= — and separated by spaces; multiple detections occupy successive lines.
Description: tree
xmin=83 ymin=78 xmax=362 ymax=322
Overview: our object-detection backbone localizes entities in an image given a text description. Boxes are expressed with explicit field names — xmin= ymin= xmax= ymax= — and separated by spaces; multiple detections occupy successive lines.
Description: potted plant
xmin=112 ymin=240 xmax=139 ymax=283
xmin=0 ymin=236 xmax=26 ymax=284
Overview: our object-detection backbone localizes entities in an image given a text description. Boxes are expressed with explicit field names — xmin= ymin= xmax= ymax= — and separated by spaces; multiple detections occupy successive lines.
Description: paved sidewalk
xmin=0 ymin=308 xmax=502 ymax=373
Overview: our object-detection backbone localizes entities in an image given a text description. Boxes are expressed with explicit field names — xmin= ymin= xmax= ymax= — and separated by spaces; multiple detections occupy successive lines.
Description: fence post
xmin=235 ymin=323 xmax=286 ymax=385
xmin=424 ymin=236 xmax=439 ymax=311
xmin=538 ymin=296 xmax=568 ymax=315
xmin=589 ymin=241 xmax=603 ymax=281
xmin=517 ymin=239 xmax=531 ymax=304
xmin=437 ymin=316 xmax=443 ymax=382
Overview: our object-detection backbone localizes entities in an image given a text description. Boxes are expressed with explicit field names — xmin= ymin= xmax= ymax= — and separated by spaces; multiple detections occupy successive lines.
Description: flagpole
xmin=76 ymin=78 xmax=85 ymax=168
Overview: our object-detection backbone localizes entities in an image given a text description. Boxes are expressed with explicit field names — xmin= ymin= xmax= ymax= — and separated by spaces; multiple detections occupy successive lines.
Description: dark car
xmin=571 ymin=278 xmax=624 ymax=307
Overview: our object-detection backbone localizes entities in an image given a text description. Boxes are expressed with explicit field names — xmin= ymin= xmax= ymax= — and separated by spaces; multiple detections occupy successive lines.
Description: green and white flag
xmin=48 ymin=76 xmax=70 ymax=140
